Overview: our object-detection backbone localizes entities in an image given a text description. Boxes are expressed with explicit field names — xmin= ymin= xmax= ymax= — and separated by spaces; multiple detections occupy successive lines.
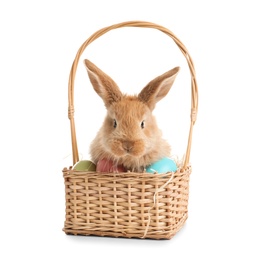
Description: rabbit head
xmin=84 ymin=59 xmax=180 ymax=172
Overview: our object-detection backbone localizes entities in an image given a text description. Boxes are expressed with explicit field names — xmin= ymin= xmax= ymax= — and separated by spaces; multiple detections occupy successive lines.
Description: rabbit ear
xmin=84 ymin=59 xmax=122 ymax=107
xmin=138 ymin=67 xmax=180 ymax=110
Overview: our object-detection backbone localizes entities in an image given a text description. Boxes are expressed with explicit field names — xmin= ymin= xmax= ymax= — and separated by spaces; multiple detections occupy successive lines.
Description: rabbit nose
xmin=122 ymin=141 xmax=134 ymax=153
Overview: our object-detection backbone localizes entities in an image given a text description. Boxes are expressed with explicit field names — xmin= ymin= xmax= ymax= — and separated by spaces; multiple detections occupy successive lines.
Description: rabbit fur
xmin=84 ymin=59 xmax=180 ymax=172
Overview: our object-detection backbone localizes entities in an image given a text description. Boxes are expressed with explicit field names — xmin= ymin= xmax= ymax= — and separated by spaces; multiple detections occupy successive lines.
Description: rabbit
xmin=84 ymin=59 xmax=180 ymax=172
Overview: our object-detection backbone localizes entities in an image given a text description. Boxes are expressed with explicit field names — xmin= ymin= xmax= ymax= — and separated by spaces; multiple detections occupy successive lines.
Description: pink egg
xmin=96 ymin=159 xmax=126 ymax=173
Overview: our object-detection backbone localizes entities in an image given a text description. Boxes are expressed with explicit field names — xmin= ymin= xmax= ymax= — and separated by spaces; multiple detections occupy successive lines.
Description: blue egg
xmin=145 ymin=157 xmax=177 ymax=174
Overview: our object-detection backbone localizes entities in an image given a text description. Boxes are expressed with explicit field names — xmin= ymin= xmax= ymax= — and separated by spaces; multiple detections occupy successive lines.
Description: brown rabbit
xmin=84 ymin=59 xmax=180 ymax=172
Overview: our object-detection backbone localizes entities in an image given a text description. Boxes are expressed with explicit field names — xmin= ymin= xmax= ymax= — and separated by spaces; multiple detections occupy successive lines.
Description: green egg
xmin=73 ymin=160 xmax=96 ymax=171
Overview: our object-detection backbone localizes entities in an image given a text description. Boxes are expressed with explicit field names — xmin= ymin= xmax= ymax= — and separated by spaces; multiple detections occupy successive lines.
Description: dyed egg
xmin=145 ymin=157 xmax=177 ymax=174
xmin=96 ymin=159 xmax=126 ymax=173
xmin=73 ymin=160 xmax=96 ymax=171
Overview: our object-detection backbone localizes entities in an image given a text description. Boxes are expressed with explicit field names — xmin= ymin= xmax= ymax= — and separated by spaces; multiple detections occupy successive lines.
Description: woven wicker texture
xmin=63 ymin=167 xmax=191 ymax=239
xmin=63 ymin=21 xmax=198 ymax=239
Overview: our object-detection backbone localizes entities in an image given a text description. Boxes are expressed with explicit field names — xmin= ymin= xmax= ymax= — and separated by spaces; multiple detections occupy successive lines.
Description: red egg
xmin=96 ymin=159 xmax=126 ymax=173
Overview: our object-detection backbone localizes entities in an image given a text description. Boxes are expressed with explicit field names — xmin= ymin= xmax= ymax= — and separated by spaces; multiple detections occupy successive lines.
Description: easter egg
xmin=145 ymin=157 xmax=177 ymax=174
xmin=73 ymin=160 xmax=96 ymax=171
xmin=96 ymin=159 xmax=126 ymax=173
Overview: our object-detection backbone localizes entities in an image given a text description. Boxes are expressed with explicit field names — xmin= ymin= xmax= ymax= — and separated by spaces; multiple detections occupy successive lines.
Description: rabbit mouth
xmin=110 ymin=139 xmax=145 ymax=157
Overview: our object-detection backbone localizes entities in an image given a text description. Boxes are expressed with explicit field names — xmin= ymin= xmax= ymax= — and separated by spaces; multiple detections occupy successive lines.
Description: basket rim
xmin=62 ymin=164 xmax=192 ymax=177
xmin=67 ymin=20 xmax=198 ymax=168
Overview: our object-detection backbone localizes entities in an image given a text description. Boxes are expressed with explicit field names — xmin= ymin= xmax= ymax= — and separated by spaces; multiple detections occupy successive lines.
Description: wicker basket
xmin=63 ymin=21 xmax=198 ymax=240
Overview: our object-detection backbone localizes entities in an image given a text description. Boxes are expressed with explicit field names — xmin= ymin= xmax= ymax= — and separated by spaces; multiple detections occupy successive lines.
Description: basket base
xmin=63 ymin=214 xmax=188 ymax=240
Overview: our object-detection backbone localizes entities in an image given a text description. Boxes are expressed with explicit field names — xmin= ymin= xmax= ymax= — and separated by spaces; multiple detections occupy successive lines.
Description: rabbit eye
xmin=113 ymin=119 xmax=117 ymax=128
xmin=141 ymin=120 xmax=145 ymax=129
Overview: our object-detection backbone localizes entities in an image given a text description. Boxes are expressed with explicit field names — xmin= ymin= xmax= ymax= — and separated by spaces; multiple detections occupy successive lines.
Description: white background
xmin=1 ymin=0 xmax=260 ymax=259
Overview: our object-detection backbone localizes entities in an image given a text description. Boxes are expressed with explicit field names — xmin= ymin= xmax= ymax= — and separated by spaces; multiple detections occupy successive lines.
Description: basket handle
xmin=68 ymin=21 xmax=198 ymax=168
